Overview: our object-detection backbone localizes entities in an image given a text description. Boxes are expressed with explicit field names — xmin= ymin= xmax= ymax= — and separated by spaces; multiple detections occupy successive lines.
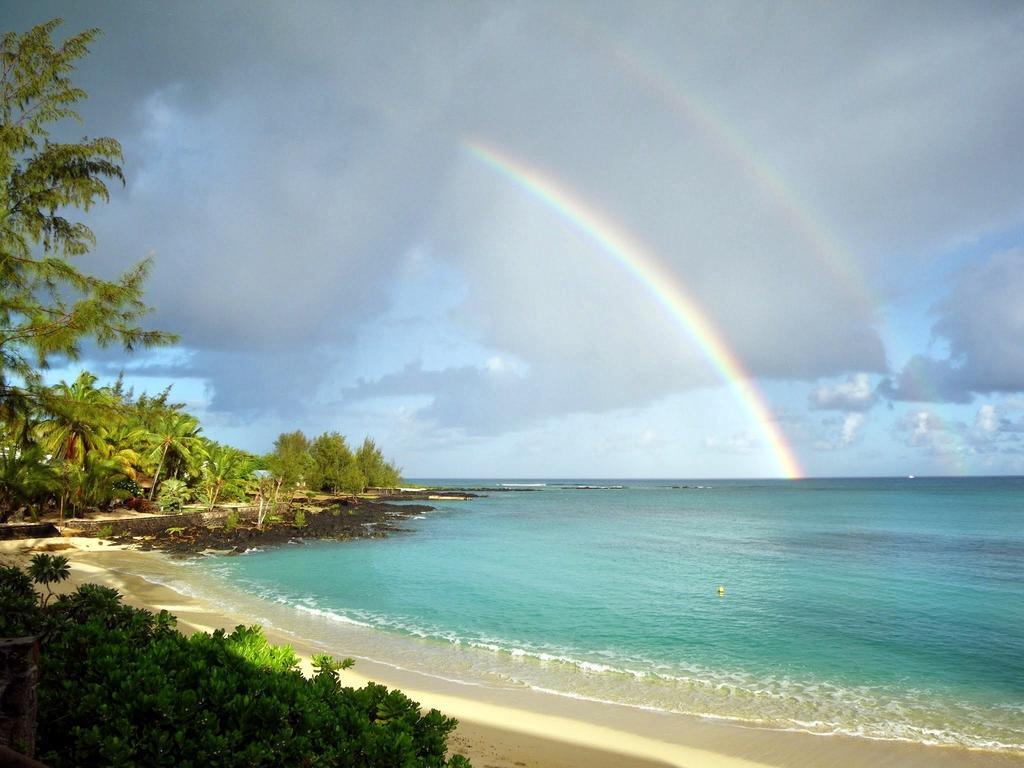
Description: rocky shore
xmin=112 ymin=498 xmax=436 ymax=555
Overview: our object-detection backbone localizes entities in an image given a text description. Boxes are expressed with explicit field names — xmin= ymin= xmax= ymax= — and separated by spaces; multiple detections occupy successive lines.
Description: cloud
xmin=974 ymin=404 xmax=998 ymax=436
xmin=840 ymin=413 xmax=866 ymax=446
xmin=704 ymin=432 xmax=757 ymax=455
xmin=893 ymin=410 xmax=952 ymax=449
xmin=883 ymin=249 xmax=1024 ymax=403
xmin=809 ymin=373 xmax=878 ymax=411
xmin=969 ymin=403 xmax=1024 ymax=443
xmin=891 ymin=403 xmax=1024 ymax=461
xmin=4 ymin=2 xmax=1024 ymax=448
xmin=812 ymin=412 xmax=866 ymax=451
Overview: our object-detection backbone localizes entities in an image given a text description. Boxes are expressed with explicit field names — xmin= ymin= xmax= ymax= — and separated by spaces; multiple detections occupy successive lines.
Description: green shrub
xmin=113 ymin=477 xmax=143 ymax=497
xmin=224 ymin=510 xmax=239 ymax=532
xmin=293 ymin=509 xmax=306 ymax=528
xmin=0 ymin=566 xmax=39 ymax=635
xmin=158 ymin=478 xmax=191 ymax=512
xmin=96 ymin=524 xmax=114 ymax=538
xmin=0 ymin=564 xmax=470 ymax=767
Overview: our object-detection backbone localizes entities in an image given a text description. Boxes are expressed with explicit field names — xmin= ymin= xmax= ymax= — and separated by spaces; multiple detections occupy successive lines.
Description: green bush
xmin=158 ymin=478 xmax=192 ymax=512
xmin=224 ymin=510 xmax=239 ymax=532
xmin=293 ymin=509 xmax=306 ymax=528
xmin=96 ymin=524 xmax=114 ymax=538
xmin=0 ymin=566 xmax=39 ymax=635
xmin=0 ymin=564 xmax=470 ymax=767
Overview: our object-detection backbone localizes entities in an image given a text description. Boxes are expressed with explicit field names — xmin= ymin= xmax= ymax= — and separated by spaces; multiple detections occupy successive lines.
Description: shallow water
xmin=186 ymin=477 xmax=1024 ymax=752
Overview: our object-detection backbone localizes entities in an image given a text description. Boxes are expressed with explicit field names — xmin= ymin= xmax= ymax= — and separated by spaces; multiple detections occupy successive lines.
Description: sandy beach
xmin=2 ymin=537 xmax=1021 ymax=768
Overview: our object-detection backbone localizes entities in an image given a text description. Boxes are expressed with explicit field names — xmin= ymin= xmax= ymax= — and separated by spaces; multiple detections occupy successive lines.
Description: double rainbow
xmin=465 ymin=138 xmax=804 ymax=479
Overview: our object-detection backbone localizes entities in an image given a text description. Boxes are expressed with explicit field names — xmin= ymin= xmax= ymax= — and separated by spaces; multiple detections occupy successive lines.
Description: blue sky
xmin=8 ymin=1 xmax=1024 ymax=477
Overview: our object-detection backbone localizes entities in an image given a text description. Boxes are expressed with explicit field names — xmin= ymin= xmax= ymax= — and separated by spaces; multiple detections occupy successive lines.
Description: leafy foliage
xmin=0 ymin=563 xmax=471 ymax=767
xmin=199 ymin=444 xmax=252 ymax=510
xmin=157 ymin=477 xmax=191 ymax=512
xmin=308 ymin=432 xmax=355 ymax=493
xmin=0 ymin=443 xmax=57 ymax=521
xmin=0 ymin=564 xmax=38 ymax=635
xmin=302 ymin=433 xmax=400 ymax=494
xmin=147 ymin=411 xmax=205 ymax=500
xmin=27 ymin=552 xmax=69 ymax=606
xmin=355 ymin=437 xmax=401 ymax=489
xmin=267 ymin=430 xmax=311 ymax=490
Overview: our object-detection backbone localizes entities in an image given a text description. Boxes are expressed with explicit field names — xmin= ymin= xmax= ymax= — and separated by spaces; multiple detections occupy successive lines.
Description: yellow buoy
xmin=717 ymin=585 xmax=726 ymax=596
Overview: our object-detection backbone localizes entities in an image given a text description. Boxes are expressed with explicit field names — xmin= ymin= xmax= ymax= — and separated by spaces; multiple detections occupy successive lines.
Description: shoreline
xmin=3 ymin=538 xmax=1021 ymax=768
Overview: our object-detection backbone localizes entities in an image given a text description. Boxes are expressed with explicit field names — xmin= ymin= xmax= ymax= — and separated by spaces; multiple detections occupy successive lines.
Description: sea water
xmin=187 ymin=477 xmax=1024 ymax=752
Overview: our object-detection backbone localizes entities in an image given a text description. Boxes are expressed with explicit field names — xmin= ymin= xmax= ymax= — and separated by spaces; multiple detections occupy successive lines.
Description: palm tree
xmin=74 ymin=453 xmax=132 ymax=513
xmin=0 ymin=445 xmax=59 ymax=522
xmin=200 ymin=444 xmax=249 ymax=510
xmin=98 ymin=423 xmax=149 ymax=477
xmin=147 ymin=412 xmax=204 ymax=500
xmin=36 ymin=372 xmax=115 ymax=466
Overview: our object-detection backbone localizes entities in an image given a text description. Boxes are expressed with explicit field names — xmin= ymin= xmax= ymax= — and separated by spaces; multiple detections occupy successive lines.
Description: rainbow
xmin=556 ymin=17 xmax=877 ymax=316
xmin=465 ymin=137 xmax=804 ymax=479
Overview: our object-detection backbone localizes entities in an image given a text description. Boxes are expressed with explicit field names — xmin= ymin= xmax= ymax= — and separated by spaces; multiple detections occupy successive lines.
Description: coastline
xmin=3 ymin=538 xmax=1021 ymax=768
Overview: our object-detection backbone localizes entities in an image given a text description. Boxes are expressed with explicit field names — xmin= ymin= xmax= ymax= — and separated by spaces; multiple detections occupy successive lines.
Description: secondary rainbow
xmin=604 ymin=43 xmax=875 ymax=315
xmin=465 ymin=137 xmax=804 ymax=480
xmin=553 ymin=13 xmax=876 ymax=315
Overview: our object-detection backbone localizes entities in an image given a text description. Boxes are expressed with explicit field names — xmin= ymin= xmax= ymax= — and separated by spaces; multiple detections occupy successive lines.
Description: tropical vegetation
xmin=0 ymin=558 xmax=471 ymax=767
xmin=0 ymin=369 xmax=402 ymax=522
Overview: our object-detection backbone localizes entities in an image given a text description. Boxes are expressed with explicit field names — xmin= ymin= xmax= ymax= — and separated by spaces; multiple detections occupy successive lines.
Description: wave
xmin=259 ymin=595 xmax=1023 ymax=753
xmin=292 ymin=603 xmax=375 ymax=628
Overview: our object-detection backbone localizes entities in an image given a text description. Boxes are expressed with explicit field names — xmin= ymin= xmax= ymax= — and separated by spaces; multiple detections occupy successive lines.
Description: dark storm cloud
xmin=4 ymin=2 xmax=1024 ymax=434
xmin=882 ymin=249 xmax=1024 ymax=404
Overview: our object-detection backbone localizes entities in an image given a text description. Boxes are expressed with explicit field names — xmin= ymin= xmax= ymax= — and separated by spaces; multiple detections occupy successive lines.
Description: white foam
xmin=292 ymin=603 xmax=374 ymax=628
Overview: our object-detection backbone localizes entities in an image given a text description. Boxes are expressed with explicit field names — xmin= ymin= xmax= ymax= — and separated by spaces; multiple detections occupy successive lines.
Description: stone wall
xmin=65 ymin=506 xmax=261 ymax=538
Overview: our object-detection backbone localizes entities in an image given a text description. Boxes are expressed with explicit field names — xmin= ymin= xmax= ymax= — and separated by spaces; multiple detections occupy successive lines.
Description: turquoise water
xmin=192 ymin=478 xmax=1024 ymax=751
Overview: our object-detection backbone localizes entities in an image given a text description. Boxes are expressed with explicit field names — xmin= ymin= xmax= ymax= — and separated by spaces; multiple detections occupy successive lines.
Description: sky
xmin=5 ymin=1 xmax=1024 ymax=478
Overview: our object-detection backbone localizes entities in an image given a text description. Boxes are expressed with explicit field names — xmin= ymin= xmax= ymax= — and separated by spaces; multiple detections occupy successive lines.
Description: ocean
xmin=179 ymin=477 xmax=1023 ymax=752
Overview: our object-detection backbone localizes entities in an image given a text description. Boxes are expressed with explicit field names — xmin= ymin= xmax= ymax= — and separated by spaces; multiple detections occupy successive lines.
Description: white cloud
xmin=809 ymin=373 xmax=878 ymax=411
xmin=840 ymin=413 xmax=866 ymax=446
xmin=974 ymin=404 xmax=998 ymax=435
xmin=893 ymin=410 xmax=951 ymax=449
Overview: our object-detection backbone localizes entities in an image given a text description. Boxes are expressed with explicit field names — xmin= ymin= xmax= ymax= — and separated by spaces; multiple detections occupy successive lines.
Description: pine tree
xmin=1 ymin=19 xmax=174 ymax=412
